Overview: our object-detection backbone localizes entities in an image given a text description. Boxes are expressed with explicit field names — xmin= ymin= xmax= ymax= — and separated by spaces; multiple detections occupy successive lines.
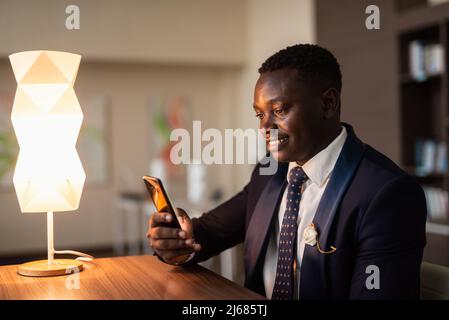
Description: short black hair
xmin=258 ymin=44 xmax=342 ymax=92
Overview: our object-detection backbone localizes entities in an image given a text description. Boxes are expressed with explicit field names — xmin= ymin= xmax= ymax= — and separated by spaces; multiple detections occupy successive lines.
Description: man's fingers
xmin=150 ymin=227 xmax=186 ymax=240
xmin=158 ymin=244 xmax=202 ymax=262
xmin=150 ymin=238 xmax=192 ymax=250
xmin=192 ymin=243 xmax=202 ymax=252
xmin=175 ymin=208 xmax=188 ymax=224
xmin=150 ymin=212 xmax=173 ymax=227
xmin=163 ymin=248 xmax=195 ymax=260
xmin=146 ymin=207 xmax=198 ymax=265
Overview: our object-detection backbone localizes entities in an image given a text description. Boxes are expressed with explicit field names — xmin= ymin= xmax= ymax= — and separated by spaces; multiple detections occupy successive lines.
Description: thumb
xmin=175 ymin=208 xmax=193 ymax=236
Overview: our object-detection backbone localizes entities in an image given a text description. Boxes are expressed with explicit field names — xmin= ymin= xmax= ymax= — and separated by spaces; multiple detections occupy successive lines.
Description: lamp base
xmin=17 ymin=259 xmax=83 ymax=277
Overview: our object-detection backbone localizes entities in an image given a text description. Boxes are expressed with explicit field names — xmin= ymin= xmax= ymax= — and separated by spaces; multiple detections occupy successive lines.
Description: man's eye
xmin=255 ymin=112 xmax=264 ymax=119
xmin=274 ymin=108 xmax=285 ymax=115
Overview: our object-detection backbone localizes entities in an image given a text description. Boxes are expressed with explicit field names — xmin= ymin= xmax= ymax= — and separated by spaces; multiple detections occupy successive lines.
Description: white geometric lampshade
xmin=9 ymin=51 xmax=85 ymax=213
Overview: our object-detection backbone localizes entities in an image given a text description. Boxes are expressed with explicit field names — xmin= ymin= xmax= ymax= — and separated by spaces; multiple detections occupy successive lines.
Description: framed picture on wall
xmin=77 ymin=95 xmax=110 ymax=186
xmin=0 ymin=91 xmax=17 ymax=190
xmin=148 ymin=95 xmax=192 ymax=198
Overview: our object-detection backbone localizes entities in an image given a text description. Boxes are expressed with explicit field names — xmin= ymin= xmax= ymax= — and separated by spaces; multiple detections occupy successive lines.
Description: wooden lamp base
xmin=18 ymin=259 xmax=83 ymax=277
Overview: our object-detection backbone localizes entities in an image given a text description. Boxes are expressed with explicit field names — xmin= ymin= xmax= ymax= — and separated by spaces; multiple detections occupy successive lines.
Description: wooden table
xmin=0 ymin=255 xmax=265 ymax=300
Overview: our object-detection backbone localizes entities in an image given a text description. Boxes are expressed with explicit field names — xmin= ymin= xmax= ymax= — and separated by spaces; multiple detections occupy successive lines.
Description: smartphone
xmin=142 ymin=175 xmax=182 ymax=228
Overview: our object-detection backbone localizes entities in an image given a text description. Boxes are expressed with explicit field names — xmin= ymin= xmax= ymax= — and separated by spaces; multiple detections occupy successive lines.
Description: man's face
xmin=253 ymin=68 xmax=328 ymax=163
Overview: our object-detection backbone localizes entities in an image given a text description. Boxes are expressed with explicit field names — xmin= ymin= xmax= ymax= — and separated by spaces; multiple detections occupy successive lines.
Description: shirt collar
xmin=287 ymin=126 xmax=347 ymax=187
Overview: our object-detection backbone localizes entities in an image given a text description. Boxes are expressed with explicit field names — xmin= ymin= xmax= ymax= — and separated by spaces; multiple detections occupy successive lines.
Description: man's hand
xmin=146 ymin=208 xmax=201 ymax=265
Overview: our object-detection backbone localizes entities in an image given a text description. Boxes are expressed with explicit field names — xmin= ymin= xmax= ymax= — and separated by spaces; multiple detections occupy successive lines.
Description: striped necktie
xmin=271 ymin=166 xmax=308 ymax=300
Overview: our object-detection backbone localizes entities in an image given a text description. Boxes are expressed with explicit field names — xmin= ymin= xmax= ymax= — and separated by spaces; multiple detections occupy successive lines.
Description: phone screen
xmin=143 ymin=176 xmax=181 ymax=228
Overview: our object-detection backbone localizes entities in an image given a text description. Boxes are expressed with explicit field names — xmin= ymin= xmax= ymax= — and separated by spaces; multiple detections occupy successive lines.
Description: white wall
xmin=0 ymin=0 xmax=246 ymax=256
xmin=0 ymin=0 xmax=245 ymax=65
xmin=0 ymin=59 xmax=241 ymax=255
xmin=0 ymin=0 xmax=316 ymax=265
xmin=234 ymin=0 xmax=316 ymax=190
xmin=219 ymin=0 xmax=316 ymax=284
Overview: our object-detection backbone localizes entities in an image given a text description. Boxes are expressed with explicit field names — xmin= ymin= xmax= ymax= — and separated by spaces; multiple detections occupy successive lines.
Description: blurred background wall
xmin=1 ymin=0 xmax=448 ymax=284
xmin=0 ymin=0 xmax=315 ymax=282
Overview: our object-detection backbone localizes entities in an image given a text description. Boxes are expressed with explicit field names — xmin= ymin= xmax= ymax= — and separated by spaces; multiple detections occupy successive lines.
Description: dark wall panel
xmin=316 ymin=0 xmax=399 ymax=162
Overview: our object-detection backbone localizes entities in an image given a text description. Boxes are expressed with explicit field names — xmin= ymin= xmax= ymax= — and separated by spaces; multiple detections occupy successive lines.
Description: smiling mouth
xmin=267 ymin=136 xmax=289 ymax=148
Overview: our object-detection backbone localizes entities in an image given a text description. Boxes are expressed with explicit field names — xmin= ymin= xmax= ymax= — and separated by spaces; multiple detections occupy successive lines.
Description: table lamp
xmin=9 ymin=50 xmax=91 ymax=277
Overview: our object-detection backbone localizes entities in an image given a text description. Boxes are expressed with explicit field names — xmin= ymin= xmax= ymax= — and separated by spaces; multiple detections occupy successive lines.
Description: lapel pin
xmin=303 ymin=223 xmax=337 ymax=254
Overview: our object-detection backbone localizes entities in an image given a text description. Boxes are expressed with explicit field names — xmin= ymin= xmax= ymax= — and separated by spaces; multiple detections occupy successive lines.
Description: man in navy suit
xmin=147 ymin=44 xmax=427 ymax=299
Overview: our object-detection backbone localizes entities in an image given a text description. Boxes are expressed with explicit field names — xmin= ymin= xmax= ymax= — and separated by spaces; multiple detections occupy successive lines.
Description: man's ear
xmin=321 ymin=88 xmax=340 ymax=119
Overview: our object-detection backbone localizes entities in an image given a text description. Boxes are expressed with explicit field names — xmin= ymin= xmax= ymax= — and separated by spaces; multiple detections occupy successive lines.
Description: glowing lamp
xmin=9 ymin=50 xmax=90 ymax=277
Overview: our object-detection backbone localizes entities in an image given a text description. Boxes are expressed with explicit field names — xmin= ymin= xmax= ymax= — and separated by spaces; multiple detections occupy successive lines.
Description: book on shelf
xmin=408 ymin=41 xmax=444 ymax=81
xmin=436 ymin=142 xmax=448 ymax=173
xmin=423 ymin=187 xmax=448 ymax=221
xmin=409 ymin=41 xmax=426 ymax=81
xmin=415 ymin=139 xmax=448 ymax=176
xmin=424 ymin=44 xmax=445 ymax=76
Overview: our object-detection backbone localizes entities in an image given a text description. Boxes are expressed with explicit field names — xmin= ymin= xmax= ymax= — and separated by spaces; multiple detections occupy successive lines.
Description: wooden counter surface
xmin=0 ymin=255 xmax=265 ymax=300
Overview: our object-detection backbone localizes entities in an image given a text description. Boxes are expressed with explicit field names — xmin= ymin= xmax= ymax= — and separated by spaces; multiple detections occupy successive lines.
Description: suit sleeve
xmin=187 ymin=185 xmax=248 ymax=263
xmin=349 ymin=175 xmax=427 ymax=299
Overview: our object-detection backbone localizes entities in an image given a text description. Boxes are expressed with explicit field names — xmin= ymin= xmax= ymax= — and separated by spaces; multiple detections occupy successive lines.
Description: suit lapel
xmin=244 ymin=162 xmax=288 ymax=287
xmin=300 ymin=123 xmax=366 ymax=299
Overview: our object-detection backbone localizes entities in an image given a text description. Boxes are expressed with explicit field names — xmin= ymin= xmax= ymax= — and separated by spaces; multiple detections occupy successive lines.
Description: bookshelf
xmin=317 ymin=0 xmax=449 ymax=266
xmin=399 ymin=21 xmax=449 ymax=226
xmin=398 ymin=6 xmax=449 ymax=266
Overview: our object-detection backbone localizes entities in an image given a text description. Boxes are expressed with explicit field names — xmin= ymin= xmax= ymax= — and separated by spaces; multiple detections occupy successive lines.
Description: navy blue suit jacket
xmin=190 ymin=123 xmax=427 ymax=299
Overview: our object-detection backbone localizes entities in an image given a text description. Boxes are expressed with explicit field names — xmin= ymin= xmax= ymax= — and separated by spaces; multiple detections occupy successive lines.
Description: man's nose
xmin=260 ymin=114 xmax=277 ymax=132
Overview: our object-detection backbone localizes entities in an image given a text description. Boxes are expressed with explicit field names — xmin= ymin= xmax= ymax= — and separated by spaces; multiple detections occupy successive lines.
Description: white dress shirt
xmin=263 ymin=126 xmax=347 ymax=299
